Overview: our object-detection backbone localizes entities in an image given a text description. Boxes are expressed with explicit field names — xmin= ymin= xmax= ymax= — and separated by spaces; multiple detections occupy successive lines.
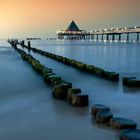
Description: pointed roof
xmin=66 ymin=21 xmax=80 ymax=31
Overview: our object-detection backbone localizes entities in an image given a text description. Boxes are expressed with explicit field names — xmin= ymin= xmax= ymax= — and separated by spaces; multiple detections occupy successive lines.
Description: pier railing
xmin=57 ymin=26 xmax=140 ymax=41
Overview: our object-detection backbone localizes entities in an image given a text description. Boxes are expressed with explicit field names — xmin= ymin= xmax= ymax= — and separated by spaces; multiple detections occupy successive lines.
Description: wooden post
xmin=83 ymin=35 xmax=85 ymax=40
xmin=28 ymin=41 xmax=31 ymax=48
xmin=127 ymin=33 xmax=129 ymax=41
xmin=88 ymin=35 xmax=90 ymax=40
xmin=137 ymin=33 xmax=139 ymax=42
xmin=96 ymin=35 xmax=99 ymax=40
xmin=58 ymin=34 xmax=60 ymax=39
xmin=107 ymin=34 xmax=109 ymax=40
xmin=101 ymin=34 xmax=104 ymax=40
xmin=119 ymin=34 xmax=121 ymax=41
xmin=112 ymin=34 xmax=115 ymax=41
xmin=91 ymin=35 xmax=94 ymax=40
xmin=85 ymin=35 xmax=86 ymax=40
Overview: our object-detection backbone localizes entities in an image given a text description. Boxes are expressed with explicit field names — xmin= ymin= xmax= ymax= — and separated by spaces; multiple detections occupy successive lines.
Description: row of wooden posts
xmin=18 ymin=40 xmax=120 ymax=82
xmin=10 ymin=39 xmax=140 ymax=88
xmin=8 ymin=39 xmax=89 ymax=107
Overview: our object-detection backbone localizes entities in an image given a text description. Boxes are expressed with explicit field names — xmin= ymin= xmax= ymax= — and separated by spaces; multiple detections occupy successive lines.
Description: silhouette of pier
xmin=57 ymin=21 xmax=140 ymax=41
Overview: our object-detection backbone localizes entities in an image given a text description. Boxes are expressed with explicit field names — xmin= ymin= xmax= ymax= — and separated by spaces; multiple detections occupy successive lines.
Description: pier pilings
xmin=119 ymin=34 xmax=121 ymax=41
xmin=127 ymin=33 xmax=130 ymax=41
xmin=58 ymin=26 xmax=140 ymax=42
xmin=106 ymin=34 xmax=109 ymax=41
xmin=137 ymin=33 xmax=139 ymax=42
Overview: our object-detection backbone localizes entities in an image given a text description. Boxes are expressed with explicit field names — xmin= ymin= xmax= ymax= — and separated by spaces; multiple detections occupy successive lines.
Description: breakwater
xmin=19 ymin=40 xmax=119 ymax=82
xmin=8 ymin=40 xmax=88 ymax=107
xmin=91 ymin=104 xmax=140 ymax=140
xmin=20 ymin=40 xmax=140 ymax=89
xmin=123 ymin=77 xmax=140 ymax=88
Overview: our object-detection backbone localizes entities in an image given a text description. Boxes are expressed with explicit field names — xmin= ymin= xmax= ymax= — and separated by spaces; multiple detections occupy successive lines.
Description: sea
xmin=0 ymin=38 xmax=140 ymax=140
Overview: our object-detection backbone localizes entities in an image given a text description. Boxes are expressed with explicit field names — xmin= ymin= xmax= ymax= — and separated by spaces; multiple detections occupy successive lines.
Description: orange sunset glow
xmin=0 ymin=0 xmax=140 ymax=38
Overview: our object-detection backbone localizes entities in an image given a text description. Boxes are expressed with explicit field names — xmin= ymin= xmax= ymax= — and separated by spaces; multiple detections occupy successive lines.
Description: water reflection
xmin=1 ymin=40 xmax=140 ymax=140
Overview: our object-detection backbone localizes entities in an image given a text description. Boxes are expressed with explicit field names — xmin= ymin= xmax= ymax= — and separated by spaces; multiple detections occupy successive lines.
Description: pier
xmin=57 ymin=21 xmax=140 ymax=41
xmin=57 ymin=20 xmax=87 ymax=40
xmin=91 ymin=27 xmax=140 ymax=42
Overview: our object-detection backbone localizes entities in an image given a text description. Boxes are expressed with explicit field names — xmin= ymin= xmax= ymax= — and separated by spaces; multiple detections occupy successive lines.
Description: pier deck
xmin=57 ymin=22 xmax=140 ymax=41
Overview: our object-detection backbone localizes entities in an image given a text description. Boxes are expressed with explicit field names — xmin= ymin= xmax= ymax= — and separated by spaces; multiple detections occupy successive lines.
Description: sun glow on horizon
xmin=0 ymin=0 xmax=140 ymax=38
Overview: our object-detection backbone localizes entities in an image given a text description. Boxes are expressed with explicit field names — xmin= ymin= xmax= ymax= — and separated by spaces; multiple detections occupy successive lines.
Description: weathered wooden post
xmin=82 ymin=35 xmax=85 ymax=40
xmin=96 ymin=35 xmax=99 ymax=40
xmin=14 ymin=41 xmax=17 ymax=48
xmin=88 ymin=35 xmax=90 ymax=40
xmin=127 ymin=33 xmax=130 ymax=41
xmin=91 ymin=35 xmax=94 ymax=40
xmin=58 ymin=34 xmax=61 ymax=39
xmin=106 ymin=34 xmax=109 ymax=41
xmin=137 ymin=33 xmax=139 ymax=42
xmin=20 ymin=40 xmax=25 ymax=47
xmin=119 ymin=34 xmax=121 ymax=41
xmin=101 ymin=34 xmax=104 ymax=40
xmin=112 ymin=34 xmax=115 ymax=41
xmin=28 ymin=41 xmax=31 ymax=48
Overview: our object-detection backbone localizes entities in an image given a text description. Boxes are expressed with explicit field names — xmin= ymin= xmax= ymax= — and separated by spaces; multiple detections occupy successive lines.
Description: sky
xmin=0 ymin=0 xmax=140 ymax=38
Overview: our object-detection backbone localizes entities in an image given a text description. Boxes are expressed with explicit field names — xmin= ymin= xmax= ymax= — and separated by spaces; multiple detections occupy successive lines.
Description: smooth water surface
xmin=1 ymin=39 xmax=140 ymax=140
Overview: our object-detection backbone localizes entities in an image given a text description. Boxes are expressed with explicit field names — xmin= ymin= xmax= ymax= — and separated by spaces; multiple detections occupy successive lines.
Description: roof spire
xmin=66 ymin=20 xmax=80 ymax=31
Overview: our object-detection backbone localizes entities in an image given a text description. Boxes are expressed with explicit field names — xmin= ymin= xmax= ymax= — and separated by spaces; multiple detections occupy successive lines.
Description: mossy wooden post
xmin=52 ymin=83 xmax=72 ymax=100
xmin=110 ymin=117 xmax=137 ymax=130
xmin=95 ymin=110 xmax=113 ymax=125
xmin=91 ymin=104 xmax=110 ymax=117
xmin=71 ymin=94 xmax=89 ymax=107
xmin=120 ymin=129 xmax=140 ymax=140
xmin=67 ymin=88 xmax=81 ymax=104
xmin=21 ymin=40 xmax=25 ymax=47
xmin=28 ymin=41 xmax=31 ymax=47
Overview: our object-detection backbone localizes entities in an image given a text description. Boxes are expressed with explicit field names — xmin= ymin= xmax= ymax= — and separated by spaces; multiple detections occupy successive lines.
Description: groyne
xmin=18 ymin=40 xmax=119 ymax=82
xmin=8 ymin=39 xmax=89 ymax=107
